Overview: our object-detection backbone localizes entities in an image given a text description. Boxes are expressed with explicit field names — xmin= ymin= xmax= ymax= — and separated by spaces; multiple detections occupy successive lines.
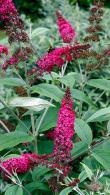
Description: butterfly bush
xmin=0 ymin=89 xmax=75 ymax=178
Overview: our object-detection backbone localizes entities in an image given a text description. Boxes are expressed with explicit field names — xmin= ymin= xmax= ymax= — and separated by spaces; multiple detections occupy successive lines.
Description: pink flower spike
xmin=53 ymin=88 xmax=75 ymax=162
xmin=56 ymin=11 xmax=76 ymax=43
xmin=0 ymin=0 xmax=18 ymax=21
xmin=0 ymin=153 xmax=39 ymax=179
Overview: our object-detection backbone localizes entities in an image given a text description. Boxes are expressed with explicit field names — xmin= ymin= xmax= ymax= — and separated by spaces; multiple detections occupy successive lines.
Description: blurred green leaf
xmin=32 ymin=165 xmax=50 ymax=180
xmin=25 ymin=182 xmax=49 ymax=192
xmin=0 ymin=78 xmax=26 ymax=87
xmin=5 ymin=185 xmax=23 ymax=195
xmin=32 ymin=27 xmax=49 ymax=38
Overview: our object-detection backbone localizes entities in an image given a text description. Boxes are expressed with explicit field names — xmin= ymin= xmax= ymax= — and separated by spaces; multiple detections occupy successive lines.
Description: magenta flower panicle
xmin=53 ymin=88 xmax=75 ymax=162
xmin=0 ymin=0 xmax=18 ymax=21
xmin=56 ymin=11 xmax=76 ymax=43
xmin=0 ymin=153 xmax=38 ymax=178
xmin=36 ymin=44 xmax=90 ymax=73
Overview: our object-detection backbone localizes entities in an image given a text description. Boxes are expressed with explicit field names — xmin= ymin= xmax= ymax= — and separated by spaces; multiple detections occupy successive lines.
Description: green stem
xmin=60 ymin=61 xmax=68 ymax=88
xmin=78 ymin=63 xmax=85 ymax=117
xmin=34 ymin=98 xmax=53 ymax=152
xmin=24 ymin=62 xmax=37 ymax=152
xmin=0 ymin=120 xmax=10 ymax=133
xmin=73 ymin=186 xmax=85 ymax=195
xmin=94 ymin=91 xmax=105 ymax=104
xmin=35 ymin=99 xmax=53 ymax=136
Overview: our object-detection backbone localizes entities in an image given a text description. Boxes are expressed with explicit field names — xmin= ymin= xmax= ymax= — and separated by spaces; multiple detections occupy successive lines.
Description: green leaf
xmin=0 ymin=78 xmax=26 ymax=87
xmin=9 ymin=97 xmax=54 ymax=112
xmin=58 ymin=72 xmax=75 ymax=88
xmin=75 ymin=119 xmax=92 ymax=144
xmin=87 ymin=107 xmax=110 ymax=122
xmin=71 ymin=141 xmax=88 ymax=158
xmin=81 ymin=163 xmax=93 ymax=180
xmin=5 ymin=185 xmax=23 ymax=195
xmin=38 ymin=140 xmax=53 ymax=154
xmin=36 ymin=106 xmax=59 ymax=132
xmin=71 ymin=89 xmax=93 ymax=105
xmin=92 ymin=139 xmax=110 ymax=169
xmin=42 ymin=72 xmax=59 ymax=81
xmin=15 ymin=119 xmax=31 ymax=132
xmin=32 ymin=27 xmax=49 ymax=37
xmin=31 ymin=84 xmax=64 ymax=102
xmin=59 ymin=187 xmax=73 ymax=195
xmin=79 ymin=170 xmax=88 ymax=183
xmin=87 ymin=79 xmax=110 ymax=91
xmin=32 ymin=165 xmax=50 ymax=180
xmin=25 ymin=182 xmax=49 ymax=192
xmin=0 ymin=132 xmax=34 ymax=151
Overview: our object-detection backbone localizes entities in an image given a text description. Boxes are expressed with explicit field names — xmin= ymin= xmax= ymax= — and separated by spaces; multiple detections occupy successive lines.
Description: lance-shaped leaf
xmin=0 ymin=132 xmax=34 ymax=151
xmin=87 ymin=107 xmax=110 ymax=122
xmin=32 ymin=27 xmax=49 ymax=38
xmin=0 ymin=78 xmax=26 ymax=87
xmin=8 ymin=97 xmax=54 ymax=112
xmin=71 ymin=89 xmax=93 ymax=105
xmin=58 ymin=72 xmax=75 ymax=88
xmin=75 ymin=119 xmax=93 ymax=145
xmin=31 ymin=84 xmax=64 ymax=102
xmin=5 ymin=185 xmax=23 ymax=195
xmin=87 ymin=79 xmax=110 ymax=91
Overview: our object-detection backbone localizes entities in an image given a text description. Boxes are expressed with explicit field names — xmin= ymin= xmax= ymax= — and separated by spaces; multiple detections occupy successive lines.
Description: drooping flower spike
xmin=36 ymin=44 xmax=90 ymax=73
xmin=0 ymin=153 xmax=39 ymax=178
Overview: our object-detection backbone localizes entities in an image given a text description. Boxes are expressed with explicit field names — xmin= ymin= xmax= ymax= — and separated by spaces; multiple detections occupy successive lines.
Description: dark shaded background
xmin=14 ymin=0 xmax=43 ymax=20
xmin=14 ymin=0 xmax=110 ymax=20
